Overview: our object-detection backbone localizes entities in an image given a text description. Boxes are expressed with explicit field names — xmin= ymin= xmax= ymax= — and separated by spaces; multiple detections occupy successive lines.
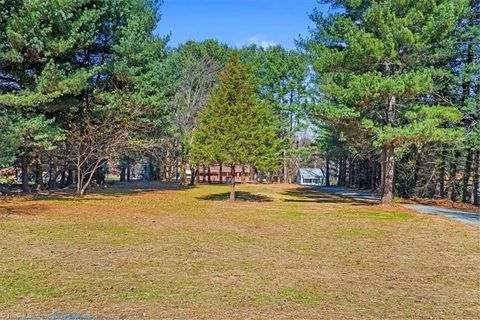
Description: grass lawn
xmin=0 ymin=183 xmax=478 ymax=319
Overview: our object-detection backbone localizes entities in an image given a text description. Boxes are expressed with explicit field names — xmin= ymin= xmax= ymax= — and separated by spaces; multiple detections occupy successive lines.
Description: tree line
xmin=0 ymin=0 xmax=478 ymax=204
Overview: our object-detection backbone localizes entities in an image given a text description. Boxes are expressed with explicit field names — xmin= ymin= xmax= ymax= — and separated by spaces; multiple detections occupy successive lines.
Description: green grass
xmin=277 ymin=287 xmax=325 ymax=305
xmin=343 ymin=209 xmax=414 ymax=221
xmin=0 ymin=259 xmax=62 ymax=303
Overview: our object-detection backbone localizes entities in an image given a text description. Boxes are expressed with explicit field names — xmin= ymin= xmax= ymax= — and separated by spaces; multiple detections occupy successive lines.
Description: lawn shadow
xmin=197 ymin=191 xmax=273 ymax=202
xmin=0 ymin=204 xmax=45 ymax=217
xmin=30 ymin=181 xmax=189 ymax=202
xmin=283 ymin=187 xmax=375 ymax=206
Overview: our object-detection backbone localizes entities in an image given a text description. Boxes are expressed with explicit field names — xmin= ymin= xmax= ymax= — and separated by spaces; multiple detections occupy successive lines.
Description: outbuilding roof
xmin=298 ymin=168 xmax=325 ymax=179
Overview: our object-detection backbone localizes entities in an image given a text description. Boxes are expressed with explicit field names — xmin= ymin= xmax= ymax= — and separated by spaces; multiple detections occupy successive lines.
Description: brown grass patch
xmin=0 ymin=183 xmax=478 ymax=319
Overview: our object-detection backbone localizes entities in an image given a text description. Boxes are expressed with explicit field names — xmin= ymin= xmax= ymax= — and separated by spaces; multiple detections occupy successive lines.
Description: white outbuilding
xmin=296 ymin=168 xmax=326 ymax=186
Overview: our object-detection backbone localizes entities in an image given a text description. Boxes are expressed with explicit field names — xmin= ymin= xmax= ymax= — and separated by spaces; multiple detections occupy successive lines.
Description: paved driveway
xmin=405 ymin=204 xmax=479 ymax=226
xmin=316 ymin=186 xmax=479 ymax=226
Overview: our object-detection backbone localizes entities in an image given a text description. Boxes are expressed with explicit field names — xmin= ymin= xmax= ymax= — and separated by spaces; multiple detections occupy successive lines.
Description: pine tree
xmin=0 ymin=0 xmax=168 ymax=194
xmin=304 ymin=0 xmax=467 ymax=204
xmin=192 ymin=52 xmax=279 ymax=200
xmin=240 ymin=45 xmax=309 ymax=183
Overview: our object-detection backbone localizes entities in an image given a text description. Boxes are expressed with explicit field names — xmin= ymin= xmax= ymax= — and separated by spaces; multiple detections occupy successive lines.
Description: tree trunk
xmin=147 ymin=158 xmax=154 ymax=181
xmin=120 ymin=165 xmax=126 ymax=182
xmin=283 ymin=151 xmax=288 ymax=183
xmin=472 ymin=150 xmax=479 ymax=206
xmin=381 ymin=143 xmax=395 ymax=204
xmin=439 ymin=148 xmax=446 ymax=198
xmin=338 ymin=157 xmax=345 ymax=187
xmin=381 ymin=93 xmax=397 ymax=196
xmin=21 ymin=154 xmax=30 ymax=193
xmin=219 ymin=164 xmax=223 ymax=184
xmin=347 ymin=158 xmax=353 ymax=188
xmin=380 ymin=147 xmax=386 ymax=194
xmin=48 ymin=158 xmax=56 ymax=190
xmin=79 ymin=160 xmax=104 ymax=197
xmin=35 ymin=158 xmax=42 ymax=191
xmin=126 ymin=159 xmax=131 ymax=182
xmin=325 ymin=158 xmax=330 ymax=186
xmin=354 ymin=161 xmax=360 ymax=189
xmin=207 ymin=167 xmax=211 ymax=183
xmin=449 ymin=151 xmax=460 ymax=201
xmin=189 ymin=168 xmax=197 ymax=186
xmin=179 ymin=161 xmax=187 ymax=186
xmin=66 ymin=168 xmax=74 ymax=186
xmin=230 ymin=165 xmax=236 ymax=201
xmin=175 ymin=154 xmax=179 ymax=182
xmin=412 ymin=145 xmax=421 ymax=197
xmin=370 ymin=157 xmax=376 ymax=191
xmin=462 ymin=149 xmax=473 ymax=203
xmin=76 ymin=163 xmax=82 ymax=196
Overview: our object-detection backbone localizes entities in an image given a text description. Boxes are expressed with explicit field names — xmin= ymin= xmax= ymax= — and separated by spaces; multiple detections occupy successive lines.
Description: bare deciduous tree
xmin=171 ymin=56 xmax=221 ymax=185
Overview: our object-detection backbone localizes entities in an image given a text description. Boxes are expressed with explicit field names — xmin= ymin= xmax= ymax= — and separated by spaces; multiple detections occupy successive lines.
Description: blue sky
xmin=155 ymin=0 xmax=330 ymax=49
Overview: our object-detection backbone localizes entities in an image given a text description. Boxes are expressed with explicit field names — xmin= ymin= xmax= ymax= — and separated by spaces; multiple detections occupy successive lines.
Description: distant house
xmin=296 ymin=168 xmax=326 ymax=186
xmin=197 ymin=165 xmax=252 ymax=183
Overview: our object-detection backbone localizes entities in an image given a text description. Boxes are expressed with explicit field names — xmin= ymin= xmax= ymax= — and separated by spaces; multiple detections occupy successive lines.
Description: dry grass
xmin=0 ymin=183 xmax=478 ymax=319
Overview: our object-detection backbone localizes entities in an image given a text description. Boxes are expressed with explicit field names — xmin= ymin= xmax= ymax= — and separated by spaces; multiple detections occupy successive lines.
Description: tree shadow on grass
xmin=282 ymin=187 xmax=375 ymax=206
xmin=29 ymin=181 xmax=189 ymax=202
xmin=0 ymin=204 xmax=44 ymax=217
xmin=197 ymin=191 xmax=273 ymax=202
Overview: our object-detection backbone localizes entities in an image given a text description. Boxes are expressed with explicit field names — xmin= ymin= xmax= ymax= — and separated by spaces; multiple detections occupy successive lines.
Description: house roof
xmin=298 ymin=168 xmax=325 ymax=179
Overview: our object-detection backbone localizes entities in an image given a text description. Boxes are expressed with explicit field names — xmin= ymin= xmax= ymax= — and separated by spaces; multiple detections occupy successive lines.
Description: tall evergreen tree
xmin=304 ymin=0 xmax=467 ymax=203
xmin=192 ymin=52 xmax=279 ymax=200
xmin=0 ymin=0 xmax=168 ymax=193
xmin=240 ymin=45 xmax=309 ymax=182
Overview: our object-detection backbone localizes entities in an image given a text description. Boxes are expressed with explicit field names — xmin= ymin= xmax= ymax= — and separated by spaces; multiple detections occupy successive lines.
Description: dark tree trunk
xmin=120 ymin=164 xmax=126 ymax=182
xmin=381 ymin=143 xmax=395 ymax=204
xmin=207 ymin=167 xmax=211 ymax=183
xmin=370 ymin=157 xmax=376 ymax=191
xmin=147 ymin=158 xmax=155 ymax=181
xmin=325 ymin=158 xmax=330 ymax=187
xmin=154 ymin=162 xmax=161 ymax=181
xmin=462 ymin=149 xmax=473 ymax=203
xmin=126 ymin=160 xmax=131 ymax=182
xmin=21 ymin=154 xmax=30 ymax=193
xmin=35 ymin=158 xmax=42 ymax=191
xmin=338 ymin=157 xmax=346 ymax=187
xmin=439 ymin=148 xmax=447 ymax=198
xmin=473 ymin=150 xmax=479 ymax=206
xmin=48 ymin=159 xmax=56 ymax=190
xmin=449 ymin=151 xmax=460 ymax=201
xmin=354 ymin=161 xmax=360 ymax=189
xmin=219 ymin=164 xmax=223 ymax=184
xmin=412 ymin=145 xmax=421 ymax=197
xmin=347 ymin=158 xmax=353 ymax=188
xmin=189 ymin=168 xmax=197 ymax=186
xmin=230 ymin=165 xmax=236 ymax=201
